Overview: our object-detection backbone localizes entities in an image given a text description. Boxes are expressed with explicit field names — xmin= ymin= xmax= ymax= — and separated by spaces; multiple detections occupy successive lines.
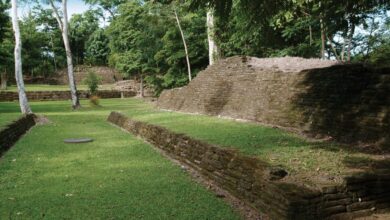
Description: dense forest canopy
xmin=0 ymin=0 xmax=389 ymax=93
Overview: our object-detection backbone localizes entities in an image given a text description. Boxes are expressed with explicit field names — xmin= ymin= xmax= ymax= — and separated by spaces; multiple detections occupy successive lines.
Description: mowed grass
xmin=108 ymin=99 xmax=367 ymax=179
xmin=0 ymin=99 xmax=240 ymax=219
xmin=5 ymin=84 xmax=115 ymax=92
xmin=0 ymin=112 xmax=21 ymax=129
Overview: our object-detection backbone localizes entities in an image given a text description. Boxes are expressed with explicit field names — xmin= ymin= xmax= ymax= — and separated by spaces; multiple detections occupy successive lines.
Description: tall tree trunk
xmin=62 ymin=0 xmax=80 ymax=109
xmin=50 ymin=0 xmax=80 ymax=109
xmin=207 ymin=10 xmax=219 ymax=65
xmin=327 ymin=35 xmax=341 ymax=61
xmin=347 ymin=23 xmax=355 ymax=62
xmin=341 ymin=38 xmax=346 ymax=62
xmin=174 ymin=9 xmax=191 ymax=82
xmin=139 ymin=73 xmax=144 ymax=98
xmin=320 ymin=18 xmax=326 ymax=59
xmin=11 ymin=0 xmax=32 ymax=114
xmin=1 ymin=71 xmax=7 ymax=90
xmin=50 ymin=34 xmax=58 ymax=72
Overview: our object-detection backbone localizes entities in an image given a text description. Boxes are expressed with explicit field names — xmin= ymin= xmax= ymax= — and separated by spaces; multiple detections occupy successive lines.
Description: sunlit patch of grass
xmin=0 ymin=99 xmax=240 ymax=219
xmin=110 ymin=99 xmax=368 ymax=179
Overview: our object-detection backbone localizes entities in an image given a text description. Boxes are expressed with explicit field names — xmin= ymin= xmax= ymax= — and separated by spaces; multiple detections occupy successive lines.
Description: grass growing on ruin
xmin=5 ymin=84 xmax=115 ymax=92
xmin=0 ymin=99 xmax=240 ymax=219
xmin=112 ymin=99 xmax=368 ymax=180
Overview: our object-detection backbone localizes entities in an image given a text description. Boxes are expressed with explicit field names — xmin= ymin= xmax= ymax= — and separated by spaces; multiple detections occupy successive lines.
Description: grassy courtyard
xmin=0 ymin=98 xmax=376 ymax=219
xmin=0 ymin=99 xmax=240 ymax=219
xmin=1 ymin=99 xmax=372 ymax=188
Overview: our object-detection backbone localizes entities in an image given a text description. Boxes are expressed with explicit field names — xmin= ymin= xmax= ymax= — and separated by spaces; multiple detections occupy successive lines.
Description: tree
xmin=85 ymin=28 xmax=110 ymax=65
xmin=0 ymin=0 xmax=12 ymax=90
xmin=48 ymin=0 xmax=80 ymax=109
xmin=107 ymin=1 xmax=150 ymax=97
xmin=69 ymin=9 xmax=100 ymax=65
xmin=107 ymin=1 xmax=208 ymax=95
xmin=20 ymin=12 xmax=52 ymax=77
xmin=0 ymin=0 xmax=9 ymax=40
xmin=207 ymin=9 xmax=219 ymax=65
xmin=32 ymin=6 xmax=67 ymax=74
xmin=83 ymin=0 xmax=126 ymax=19
xmin=0 ymin=38 xmax=13 ymax=90
xmin=11 ymin=0 xmax=32 ymax=114
xmin=174 ymin=7 xmax=192 ymax=81
xmin=191 ymin=0 xmax=390 ymax=60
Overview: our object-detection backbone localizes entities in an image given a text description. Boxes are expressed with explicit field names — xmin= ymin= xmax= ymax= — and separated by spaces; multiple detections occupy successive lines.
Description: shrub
xmin=89 ymin=95 xmax=100 ymax=106
xmin=83 ymin=71 xmax=102 ymax=95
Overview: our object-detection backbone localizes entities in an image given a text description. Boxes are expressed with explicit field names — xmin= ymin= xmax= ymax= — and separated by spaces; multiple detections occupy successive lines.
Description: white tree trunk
xmin=50 ymin=0 xmax=80 ymax=109
xmin=174 ymin=9 xmax=192 ymax=82
xmin=11 ymin=0 xmax=32 ymax=114
xmin=347 ymin=23 xmax=355 ymax=62
xmin=62 ymin=0 xmax=80 ymax=109
xmin=207 ymin=10 xmax=219 ymax=65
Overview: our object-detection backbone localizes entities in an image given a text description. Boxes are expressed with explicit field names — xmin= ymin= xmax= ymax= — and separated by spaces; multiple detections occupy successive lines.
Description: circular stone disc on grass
xmin=64 ymin=138 xmax=94 ymax=144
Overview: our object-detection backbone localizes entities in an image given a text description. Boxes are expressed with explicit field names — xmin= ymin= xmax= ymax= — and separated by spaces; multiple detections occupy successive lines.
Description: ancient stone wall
xmin=56 ymin=66 xmax=122 ymax=84
xmin=157 ymin=56 xmax=390 ymax=149
xmin=0 ymin=90 xmax=136 ymax=102
xmin=0 ymin=114 xmax=36 ymax=156
xmin=107 ymin=111 xmax=390 ymax=219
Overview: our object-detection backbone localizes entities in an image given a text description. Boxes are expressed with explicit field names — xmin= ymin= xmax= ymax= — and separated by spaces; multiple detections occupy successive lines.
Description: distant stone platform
xmin=0 ymin=90 xmax=136 ymax=102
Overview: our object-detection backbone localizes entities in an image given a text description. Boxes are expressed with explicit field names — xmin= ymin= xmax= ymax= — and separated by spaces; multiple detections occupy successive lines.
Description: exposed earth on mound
xmin=248 ymin=56 xmax=338 ymax=72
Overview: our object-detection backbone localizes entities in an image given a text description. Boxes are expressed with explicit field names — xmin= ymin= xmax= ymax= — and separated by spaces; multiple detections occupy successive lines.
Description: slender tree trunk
xmin=347 ymin=23 xmax=355 ymax=62
xmin=50 ymin=34 xmax=58 ymax=72
xmin=174 ymin=9 xmax=191 ymax=82
xmin=341 ymin=38 xmax=346 ymax=62
xmin=1 ymin=71 xmax=7 ymax=90
xmin=365 ymin=17 xmax=377 ymax=59
xmin=327 ymin=35 xmax=341 ymax=61
xmin=62 ymin=0 xmax=80 ymax=109
xmin=50 ymin=0 xmax=80 ymax=109
xmin=320 ymin=18 xmax=326 ymax=59
xmin=207 ymin=10 xmax=219 ymax=65
xmin=139 ymin=73 xmax=144 ymax=98
xmin=309 ymin=25 xmax=313 ymax=46
xmin=11 ymin=0 xmax=32 ymax=114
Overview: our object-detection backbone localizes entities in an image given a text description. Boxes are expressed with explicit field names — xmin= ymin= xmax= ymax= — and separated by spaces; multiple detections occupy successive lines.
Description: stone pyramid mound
xmin=157 ymin=56 xmax=389 ymax=148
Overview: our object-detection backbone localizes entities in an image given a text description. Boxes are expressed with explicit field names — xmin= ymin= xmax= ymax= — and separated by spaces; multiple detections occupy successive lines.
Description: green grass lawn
xmin=1 ymin=98 xmax=370 ymax=194
xmin=0 ymin=111 xmax=21 ymax=129
xmin=109 ymin=99 xmax=369 ymax=181
xmin=4 ymin=84 xmax=115 ymax=92
xmin=0 ymin=99 xmax=240 ymax=219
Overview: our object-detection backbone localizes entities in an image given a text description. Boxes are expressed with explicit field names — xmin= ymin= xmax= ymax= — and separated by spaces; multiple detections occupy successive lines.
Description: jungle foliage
xmin=0 ymin=0 xmax=389 ymax=91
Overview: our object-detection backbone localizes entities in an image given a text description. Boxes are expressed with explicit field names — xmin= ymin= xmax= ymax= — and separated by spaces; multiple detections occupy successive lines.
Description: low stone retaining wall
xmin=0 ymin=90 xmax=136 ymax=102
xmin=108 ymin=111 xmax=390 ymax=220
xmin=0 ymin=114 xmax=36 ymax=156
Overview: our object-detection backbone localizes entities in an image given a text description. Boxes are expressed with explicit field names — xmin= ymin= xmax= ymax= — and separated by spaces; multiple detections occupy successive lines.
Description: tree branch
xmin=327 ymin=35 xmax=341 ymax=61
xmin=49 ymin=0 xmax=64 ymax=32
